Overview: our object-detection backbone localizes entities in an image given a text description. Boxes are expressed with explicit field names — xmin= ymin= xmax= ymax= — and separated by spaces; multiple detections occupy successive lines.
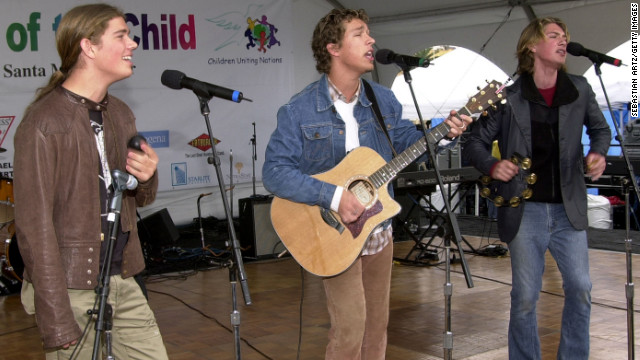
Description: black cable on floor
xmin=148 ymin=288 xmax=274 ymax=360
xmin=0 ymin=324 xmax=37 ymax=337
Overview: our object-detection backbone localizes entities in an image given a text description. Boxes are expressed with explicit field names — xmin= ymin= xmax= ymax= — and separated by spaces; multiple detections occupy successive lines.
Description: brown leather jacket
xmin=14 ymin=86 xmax=158 ymax=349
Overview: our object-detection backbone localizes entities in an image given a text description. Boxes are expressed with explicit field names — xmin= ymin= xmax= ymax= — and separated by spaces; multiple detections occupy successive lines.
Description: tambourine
xmin=480 ymin=152 xmax=537 ymax=207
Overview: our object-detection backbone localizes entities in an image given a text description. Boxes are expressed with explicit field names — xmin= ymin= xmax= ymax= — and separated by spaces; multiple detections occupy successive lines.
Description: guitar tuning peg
xmin=477 ymin=86 xmax=481 ymax=91
xmin=482 ymin=110 xmax=488 ymax=116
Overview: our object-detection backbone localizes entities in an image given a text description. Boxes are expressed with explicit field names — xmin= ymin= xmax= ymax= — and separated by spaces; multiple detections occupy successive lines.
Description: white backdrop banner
xmin=0 ymin=0 xmax=292 ymax=192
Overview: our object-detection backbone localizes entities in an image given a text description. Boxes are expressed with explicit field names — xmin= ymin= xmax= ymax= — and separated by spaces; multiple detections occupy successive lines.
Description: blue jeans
xmin=507 ymin=202 xmax=591 ymax=360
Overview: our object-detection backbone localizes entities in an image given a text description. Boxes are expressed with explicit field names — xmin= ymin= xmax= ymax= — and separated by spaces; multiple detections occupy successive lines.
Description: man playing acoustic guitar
xmin=263 ymin=8 xmax=471 ymax=359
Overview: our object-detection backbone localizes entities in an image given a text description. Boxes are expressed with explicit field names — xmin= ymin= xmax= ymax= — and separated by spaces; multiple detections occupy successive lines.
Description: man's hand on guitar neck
xmin=338 ymin=190 xmax=365 ymax=224
xmin=444 ymin=110 xmax=473 ymax=139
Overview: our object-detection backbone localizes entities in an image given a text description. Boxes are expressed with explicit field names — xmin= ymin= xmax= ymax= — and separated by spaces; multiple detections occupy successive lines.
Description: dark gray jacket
xmin=463 ymin=72 xmax=611 ymax=243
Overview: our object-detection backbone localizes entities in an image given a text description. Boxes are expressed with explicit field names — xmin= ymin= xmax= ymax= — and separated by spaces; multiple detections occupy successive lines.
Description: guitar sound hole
xmin=349 ymin=180 xmax=375 ymax=206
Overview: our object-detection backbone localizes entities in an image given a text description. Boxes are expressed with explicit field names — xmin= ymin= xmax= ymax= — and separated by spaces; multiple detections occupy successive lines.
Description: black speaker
xmin=137 ymin=208 xmax=180 ymax=259
xmin=435 ymin=142 xmax=461 ymax=169
xmin=238 ymin=196 xmax=282 ymax=259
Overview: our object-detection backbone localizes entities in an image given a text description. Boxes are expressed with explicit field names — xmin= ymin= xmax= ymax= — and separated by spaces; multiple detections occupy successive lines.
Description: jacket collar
xmin=520 ymin=70 xmax=578 ymax=107
xmin=316 ymin=73 xmax=371 ymax=112
xmin=58 ymin=86 xmax=109 ymax=112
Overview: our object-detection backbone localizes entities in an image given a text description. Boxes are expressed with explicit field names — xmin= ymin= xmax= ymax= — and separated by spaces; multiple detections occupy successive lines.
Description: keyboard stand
xmin=394 ymin=182 xmax=479 ymax=265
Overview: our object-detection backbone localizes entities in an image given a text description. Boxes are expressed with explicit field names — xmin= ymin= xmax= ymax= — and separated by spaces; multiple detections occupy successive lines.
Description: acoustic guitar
xmin=271 ymin=80 xmax=505 ymax=276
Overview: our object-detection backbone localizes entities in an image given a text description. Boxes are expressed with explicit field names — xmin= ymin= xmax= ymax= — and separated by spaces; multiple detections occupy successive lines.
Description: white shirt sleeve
xmin=330 ymin=186 xmax=343 ymax=212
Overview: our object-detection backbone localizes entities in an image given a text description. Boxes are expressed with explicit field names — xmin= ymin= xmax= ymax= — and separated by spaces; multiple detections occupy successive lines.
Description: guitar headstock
xmin=425 ymin=79 xmax=508 ymax=146
xmin=463 ymin=80 xmax=506 ymax=116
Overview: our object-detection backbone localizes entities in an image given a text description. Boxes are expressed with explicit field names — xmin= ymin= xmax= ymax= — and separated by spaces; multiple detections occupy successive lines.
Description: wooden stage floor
xmin=2 ymin=235 xmax=639 ymax=359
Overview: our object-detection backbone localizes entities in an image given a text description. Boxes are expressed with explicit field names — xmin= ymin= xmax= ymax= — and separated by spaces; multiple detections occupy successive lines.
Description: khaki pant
xmin=323 ymin=228 xmax=394 ymax=360
xmin=22 ymin=275 xmax=168 ymax=360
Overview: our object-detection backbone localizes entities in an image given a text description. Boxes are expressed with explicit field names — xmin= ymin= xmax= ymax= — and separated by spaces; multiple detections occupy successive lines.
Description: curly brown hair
xmin=311 ymin=8 xmax=369 ymax=74
xmin=516 ymin=17 xmax=569 ymax=75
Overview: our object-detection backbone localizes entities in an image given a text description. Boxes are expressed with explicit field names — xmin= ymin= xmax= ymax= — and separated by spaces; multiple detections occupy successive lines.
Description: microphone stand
xmin=91 ymin=170 xmax=136 ymax=360
xmin=195 ymin=93 xmax=252 ymax=360
xmin=197 ymin=192 xmax=212 ymax=249
xmin=230 ymin=150 xmax=234 ymax=217
xmin=398 ymin=65 xmax=474 ymax=360
xmin=590 ymin=60 xmax=638 ymax=360
xmin=250 ymin=122 xmax=257 ymax=197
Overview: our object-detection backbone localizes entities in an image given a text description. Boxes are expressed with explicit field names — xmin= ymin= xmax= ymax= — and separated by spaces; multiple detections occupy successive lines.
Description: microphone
xmin=375 ymin=49 xmax=430 ymax=68
xmin=127 ymin=134 xmax=146 ymax=151
xmin=161 ymin=69 xmax=252 ymax=102
xmin=112 ymin=169 xmax=138 ymax=191
xmin=566 ymin=42 xmax=623 ymax=67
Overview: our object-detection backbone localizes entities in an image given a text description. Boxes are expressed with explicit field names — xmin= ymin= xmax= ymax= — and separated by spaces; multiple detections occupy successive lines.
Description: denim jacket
xmin=263 ymin=74 xmax=446 ymax=209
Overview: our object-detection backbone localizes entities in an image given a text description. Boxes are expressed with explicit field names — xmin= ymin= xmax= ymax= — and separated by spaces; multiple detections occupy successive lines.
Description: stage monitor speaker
xmin=435 ymin=142 xmax=461 ymax=169
xmin=137 ymin=208 xmax=180 ymax=259
xmin=239 ymin=195 xmax=282 ymax=259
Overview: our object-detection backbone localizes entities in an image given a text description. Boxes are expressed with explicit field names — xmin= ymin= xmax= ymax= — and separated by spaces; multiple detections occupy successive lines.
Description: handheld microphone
xmin=112 ymin=169 xmax=138 ymax=191
xmin=161 ymin=69 xmax=252 ymax=102
xmin=566 ymin=42 xmax=623 ymax=67
xmin=128 ymin=134 xmax=146 ymax=151
xmin=375 ymin=49 xmax=430 ymax=68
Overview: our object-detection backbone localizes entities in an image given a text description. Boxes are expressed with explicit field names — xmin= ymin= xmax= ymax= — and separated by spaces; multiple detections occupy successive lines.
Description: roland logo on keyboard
xmin=415 ymin=174 xmax=458 ymax=186
xmin=395 ymin=167 xmax=481 ymax=188
xmin=442 ymin=174 xmax=461 ymax=183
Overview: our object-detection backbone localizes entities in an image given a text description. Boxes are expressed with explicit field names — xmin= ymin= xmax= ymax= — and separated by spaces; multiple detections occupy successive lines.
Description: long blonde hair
xmin=29 ymin=3 xmax=125 ymax=105
xmin=516 ymin=17 xmax=569 ymax=75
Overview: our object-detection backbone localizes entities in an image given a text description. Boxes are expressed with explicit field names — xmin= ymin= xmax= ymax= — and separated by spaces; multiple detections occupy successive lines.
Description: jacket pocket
xmin=301 ymin=125 xmax=332 ymax=162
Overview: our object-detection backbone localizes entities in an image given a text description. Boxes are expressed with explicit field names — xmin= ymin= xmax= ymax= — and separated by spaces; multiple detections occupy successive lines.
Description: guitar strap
xmin=362 ymin=79 xmax=398 ymax=158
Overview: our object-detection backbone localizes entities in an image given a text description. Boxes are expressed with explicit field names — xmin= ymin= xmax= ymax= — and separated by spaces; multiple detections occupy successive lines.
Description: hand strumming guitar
xmin=338 ymin=189 xmax=365 ymax=224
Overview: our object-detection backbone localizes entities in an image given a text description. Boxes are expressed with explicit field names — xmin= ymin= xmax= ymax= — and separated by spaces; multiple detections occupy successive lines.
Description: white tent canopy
xmin=359 ymin=0 xmax=630 ymax=93
xmin=390 ymin=46 xmax=510 ymax=122
xmin=582 ymin=40 xmax=632 ymax=110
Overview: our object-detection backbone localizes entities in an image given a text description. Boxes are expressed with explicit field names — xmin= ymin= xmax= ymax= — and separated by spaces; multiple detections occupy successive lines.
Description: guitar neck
xmin=425 ymin=106 xmax=473 ymax=145
xmin=368 ymin=106 xmax=472 ymax=189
